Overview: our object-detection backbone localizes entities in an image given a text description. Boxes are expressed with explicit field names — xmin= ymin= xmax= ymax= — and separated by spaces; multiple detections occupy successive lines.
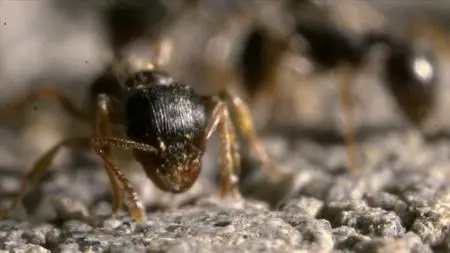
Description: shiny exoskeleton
xmin=0 ymin=66 xmax=278 ymax=223
xmin=124 ymin=71 xmax=207 ymax=193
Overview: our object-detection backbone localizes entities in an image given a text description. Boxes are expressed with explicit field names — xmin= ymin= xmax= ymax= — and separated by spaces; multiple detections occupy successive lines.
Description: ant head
xmin=147 ymin=148 xmax=203 ymax=193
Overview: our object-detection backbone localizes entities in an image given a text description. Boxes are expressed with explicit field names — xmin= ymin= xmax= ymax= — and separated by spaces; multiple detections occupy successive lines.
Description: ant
xmin=289 ymin=20 xmax=440 ymax=171
xmin=234 ymin=2 xmax=442 ymax=171
xmin=0 ymin=58 xmax=280 ymax=222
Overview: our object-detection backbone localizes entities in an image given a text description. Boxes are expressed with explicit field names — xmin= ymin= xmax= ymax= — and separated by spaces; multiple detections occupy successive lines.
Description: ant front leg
xmin=92 ymin=93 xmax=159 ymax=222
xmin=204 ymin=99 xmax=242 ymax=199
xmin=90 ymin=136 xmax=158 ymax=223
xmin=0 ymin=87 xmax=89 ymax=123
xmin=0 ymin=137 xmax=91 ymax=219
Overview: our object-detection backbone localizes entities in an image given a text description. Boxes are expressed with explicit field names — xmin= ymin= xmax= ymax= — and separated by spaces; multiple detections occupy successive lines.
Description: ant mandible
xmin=0 ymin=59 xmax=279 ymax=223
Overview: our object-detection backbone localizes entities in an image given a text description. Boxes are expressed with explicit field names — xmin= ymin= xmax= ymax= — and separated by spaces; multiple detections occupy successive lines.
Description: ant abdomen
xmin=123 ymin=70 xmax=208 ymax=192
xmin=384 ymin=43 xmax=438 ymax=126
xmin=364 ymin=31 xmax=438 ymax=126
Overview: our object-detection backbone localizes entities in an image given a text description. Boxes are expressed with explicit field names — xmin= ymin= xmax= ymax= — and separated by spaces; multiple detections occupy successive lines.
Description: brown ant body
xmin=0 ymin=60 xmax=278 ymax=222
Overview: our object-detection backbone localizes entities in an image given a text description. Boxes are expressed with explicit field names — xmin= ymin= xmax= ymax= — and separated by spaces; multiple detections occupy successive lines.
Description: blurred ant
xmin=291 ymin=20 xmax=439 ymax=170
xmin=235 ymin=3 xmax=442 ymax=171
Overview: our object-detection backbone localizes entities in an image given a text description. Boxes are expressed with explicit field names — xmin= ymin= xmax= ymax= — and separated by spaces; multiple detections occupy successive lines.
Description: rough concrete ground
xmin=1 ymin=129 xmax=450 ymax=253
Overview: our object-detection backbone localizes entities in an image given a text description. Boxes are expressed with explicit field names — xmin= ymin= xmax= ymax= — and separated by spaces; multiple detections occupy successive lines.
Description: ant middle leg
xmin=0 ymin=137 xmax=91 ymax=219
xmin=0 ymin=87 xmax=90 ymax=123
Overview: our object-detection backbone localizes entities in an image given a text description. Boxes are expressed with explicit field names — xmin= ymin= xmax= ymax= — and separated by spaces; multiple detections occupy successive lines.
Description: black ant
xmin=0 ymin=59 xmax=280 ymax=222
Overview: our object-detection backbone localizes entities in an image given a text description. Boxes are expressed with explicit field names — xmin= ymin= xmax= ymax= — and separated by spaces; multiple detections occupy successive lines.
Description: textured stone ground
xmin=1 ymin=130 xmax=450 ymax=253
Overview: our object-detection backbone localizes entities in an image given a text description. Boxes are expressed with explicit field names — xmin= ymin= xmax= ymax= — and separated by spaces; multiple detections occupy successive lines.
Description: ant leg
xmin=336 ymin=65 xmax=359 ymax=172
xmin=204 ymin=100 xmax=226 ymax=141
xmin=0 ymin=87 xmax=89 ymax=123
xmin=93 ymin=94 xmax=122 ymax=216
xmin=219 ymin=89 xmax=280 ymax=177
xmin=204 ymin=100 xmax=242 ymax=199
xmin=90 ymin=136 xmax=158 ymax=223
xmin=218 ymin=104 xmax=241 ymax=199
xmin=0 ymin=137 xmax=90 ymax=219
xmin=204 ymin=98 xmax=241 ymax=176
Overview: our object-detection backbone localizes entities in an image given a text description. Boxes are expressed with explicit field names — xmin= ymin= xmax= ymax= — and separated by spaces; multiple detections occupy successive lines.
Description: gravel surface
xmin=1 ymin=131 xmax=450 ymax=253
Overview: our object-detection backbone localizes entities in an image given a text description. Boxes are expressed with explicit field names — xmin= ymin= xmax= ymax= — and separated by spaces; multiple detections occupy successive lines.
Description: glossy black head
xmin=384 ymin=43 xmax=438 ymax=126
xmin=124 ymin=70 xmax=208 ymax=193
